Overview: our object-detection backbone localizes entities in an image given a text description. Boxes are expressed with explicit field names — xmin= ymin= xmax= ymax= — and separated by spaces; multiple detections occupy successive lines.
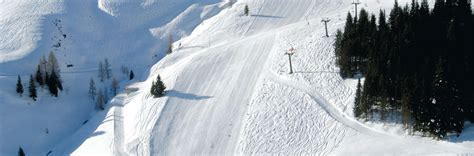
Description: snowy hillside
xmin=1 ymin=0 xmax=473 ymax=155
xmin=1 ymin=0 xmax=231 ymax=155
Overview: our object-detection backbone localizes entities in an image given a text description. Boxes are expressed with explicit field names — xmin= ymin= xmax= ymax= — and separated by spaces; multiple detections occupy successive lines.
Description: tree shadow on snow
xmin=294 ymin=71 xmax=339 ymax=74
xmin=449 ymin=122 xmax=474 ymax=142
xmin=166 ymin=90 xmax=213 ymax=100
xmin=89 ymin=131 xmax=106 ymax=138
xmin=250 ymin=14 xmax=284 ymax=18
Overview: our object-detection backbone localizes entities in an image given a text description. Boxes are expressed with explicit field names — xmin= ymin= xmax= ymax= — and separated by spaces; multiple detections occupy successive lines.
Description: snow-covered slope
xmin=0 ymin=0 xmax=231 ymax=155
xmin=1 ymin=0 xmax=473 ymax=155
xmin=72 ymin=0 xmax=473 ymax=155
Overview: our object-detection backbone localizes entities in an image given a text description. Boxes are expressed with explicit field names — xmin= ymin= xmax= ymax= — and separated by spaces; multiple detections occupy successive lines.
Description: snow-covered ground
xmin=1 ymin=0 xmax=231 ymax=155
xmin=1 ymin=0 xmax=473 ymax=155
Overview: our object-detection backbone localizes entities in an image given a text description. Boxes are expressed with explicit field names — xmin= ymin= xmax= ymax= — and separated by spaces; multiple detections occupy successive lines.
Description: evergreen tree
xmin=16 ymin=75 xmax=24 ymax=96
xmin=104 ymin=58 xmax=112 ymax=79
xmin=89 ymin=78 xmax=96 ymax=100
xmin=44 ymin=72 xmax=50 ymax=91
xmin=166 ymin=35 xmax=173 ymax=55
xmin=150 ymin=74 xmax=166 ymax=97
xmin=47 ymin=52 xmax=60 ymax=77
xmin=244 ymin=5 xmax=250 ymax=16
xmin=354 ymin=78 xmax=363 ymax=118
xmin=96 ymin=90 xmax=105 ymax=110
xmin=39 ymin=56 xmax=48 ymax=80
xmin=28 ymin=75 xmax=37 ymax=101
xmin=334 ymin=29 xmax=344 ymax=69
xmin=111 ymin=78 xmax=119 ymax=96
xmin=129 ymin=70 xmax=135 ymax=80
xmin=48 ymin=70 xmax=60 ymax=97
xmin=98 ymin=61 xmax=105 ymax=82
xmin=35 ymin=65 xmax=44 ymax=87
xmin=103 ymin=86 xmax=109 ymax=104
xmin=18 ymin=147 xmax=25 ymax=156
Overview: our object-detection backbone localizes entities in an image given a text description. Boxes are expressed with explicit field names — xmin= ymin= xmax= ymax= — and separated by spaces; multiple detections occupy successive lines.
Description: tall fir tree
xmin=89 ymin=78 xmax=96 ymax=100
xmin=104 ymin=58 xmax=112 ymax=79
xmin=111 ymin=78 xmax=119 ymax=96
xmin=98 ymin=61 xmax=105 ymax=82
xmin=96 ymin=90 xmax=105 ymax=110
xmin=354 ymin=78 xmax=364 ymax=118
xmin=28 ymin=75 xmax=37 ymax=101
xmin=166 ymin=35 xmax=174 ymax=55
xmin=48 ymin=70 xmax=60 ymax=97
xmin=47 ymin=52 xmax=60 ymax=77
xmin=35 ymin=65 xmax=44 ymax=87
xmin=16 ymin=75 xmax=24 ymax=96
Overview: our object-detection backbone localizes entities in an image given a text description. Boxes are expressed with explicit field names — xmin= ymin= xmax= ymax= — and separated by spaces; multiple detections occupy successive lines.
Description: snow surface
xmin=1 ymin=0 xmax=474 ymax=155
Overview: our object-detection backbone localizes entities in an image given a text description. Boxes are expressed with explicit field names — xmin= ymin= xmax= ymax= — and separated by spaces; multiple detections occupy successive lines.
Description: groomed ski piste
xmin=1 ymin=0 xmax=474 ymax=155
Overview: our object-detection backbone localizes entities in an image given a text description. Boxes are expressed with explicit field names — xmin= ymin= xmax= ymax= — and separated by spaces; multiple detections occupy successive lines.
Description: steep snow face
xmin=0 ymin=0 xmax=64 ymax=63
xmin=0 ymin=0 xmax=228 ymax=155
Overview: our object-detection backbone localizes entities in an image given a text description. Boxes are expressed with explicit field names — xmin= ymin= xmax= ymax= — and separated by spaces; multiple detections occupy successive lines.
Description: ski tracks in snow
xmin=265 ymin=70 xmax=388 ymax=138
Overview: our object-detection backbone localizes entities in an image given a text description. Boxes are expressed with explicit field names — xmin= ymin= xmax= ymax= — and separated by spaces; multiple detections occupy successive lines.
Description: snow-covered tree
xmin=16 ymin=75 xmax=23 ymax=96
xmin=89 ymin=78 xmax=96 ymax=100
xmin=28 ymin=75 xmax=37 ymax=101
xmin=150 ymin=74 xmax=166 ymax=97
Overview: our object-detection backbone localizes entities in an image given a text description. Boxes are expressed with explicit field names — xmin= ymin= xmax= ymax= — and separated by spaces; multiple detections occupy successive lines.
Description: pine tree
xmin=354 ymin=78 xmax=363 ymax=118
xmin=111 ymin=78 xmax=119 ymax=96
xmin=129 ymin=70 xmax=135 ymax=80
xmin=103 ymin=87 xmax=109 ymax=104
xmin=89 ymin=78 xmax=96 ymax=100
xmin=18 ymin=147 xmax=25 ymax=156
xmin=334 ymin=29 xmax=344 ymax=67
xmin=16 ymin=75 xmax=24 ymax=96
xmin=98 ymin=61 xmax=105 ymax=82
xmin=47 ymin=52 xmax=60 ymax=76
xmin=48 ymin=70 xmax=60 ymax=97
xmin=44 ymin=72 xmax=50 ymax=91
xmin=35 ymin=65 xmax=44 ymax=87
xmin=166 ymin=35 xmax=173 ymax=55
xmin=28 ymin=75 xmax=37 ymax=101
xmin=96 ymin=90 xmax=105 ymax=110
xmin=39 ymin=56 xmax=47 ymax=80
xmin=244 ymin=5 xmax=249 ymax=16
xmin=104 ymin=58 xmax=112 ymax=79
xmin=150 ymin=74 xmax=166 ymax=97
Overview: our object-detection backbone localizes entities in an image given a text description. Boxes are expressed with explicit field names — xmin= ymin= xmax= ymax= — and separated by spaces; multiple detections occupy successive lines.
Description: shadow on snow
xmin=166 ymin=90 xmax=213 ymax=100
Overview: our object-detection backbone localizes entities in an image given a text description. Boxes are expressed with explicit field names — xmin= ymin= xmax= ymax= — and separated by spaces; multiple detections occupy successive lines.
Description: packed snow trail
xmin=265 ymin=70 xmax=388 ymax=137
xmin=144 ymin=0 xmax=347 ymax=154
xmin=148 ymin=34 xmax=277 ymax=155
xmin=112 ymin=94 xmax=127 ymax=156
